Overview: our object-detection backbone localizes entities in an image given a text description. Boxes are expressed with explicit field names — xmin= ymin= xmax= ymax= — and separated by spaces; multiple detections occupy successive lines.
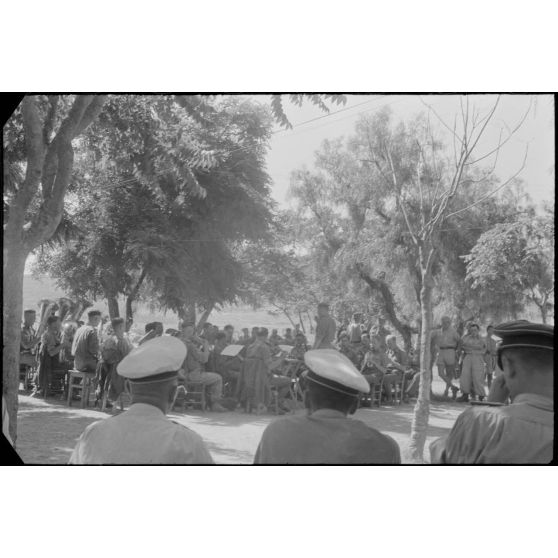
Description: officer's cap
xmin=494 ymin=320 xmax=553 ymax=368
xmin=117 ymin=336 xmax=186 ymax=383
xmin=304 ymin=349 xmax=370 ymax=396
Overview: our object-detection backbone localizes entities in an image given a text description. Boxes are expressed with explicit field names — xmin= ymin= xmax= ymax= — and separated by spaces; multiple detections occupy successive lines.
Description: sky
xmin=263 ymin=94 xmax=555 ymax=210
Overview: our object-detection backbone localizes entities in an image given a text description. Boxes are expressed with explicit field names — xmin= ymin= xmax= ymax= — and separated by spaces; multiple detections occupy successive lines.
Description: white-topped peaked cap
xmin=117 ymin=335 xmax=187 ymax=380
xmin=304 ymin=349 xmax=370 ymax=395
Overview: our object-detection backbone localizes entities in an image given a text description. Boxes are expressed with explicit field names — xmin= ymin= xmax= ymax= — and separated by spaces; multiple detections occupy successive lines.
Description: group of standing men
xmin=431 ymin=317 xmax=500 ymax=402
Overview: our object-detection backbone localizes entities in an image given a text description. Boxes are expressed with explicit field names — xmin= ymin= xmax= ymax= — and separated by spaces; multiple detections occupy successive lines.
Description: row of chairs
xmin=359 ymin=371 xmax=407 ymax=408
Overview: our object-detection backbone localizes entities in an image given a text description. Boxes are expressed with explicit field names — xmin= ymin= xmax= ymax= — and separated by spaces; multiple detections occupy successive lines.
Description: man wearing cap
xmin=254 ymin=349 xmax=401 ymax=464
xmin=71 ymin=310 xmax=102 ymax=373
xmin=430 ymin=321 xmax=554 ymax=464
xmin=69 ymin=336 xmax=214 ymax=464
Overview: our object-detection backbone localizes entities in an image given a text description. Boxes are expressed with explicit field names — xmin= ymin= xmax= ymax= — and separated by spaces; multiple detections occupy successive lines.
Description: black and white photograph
xmin=2 ymin=93 xmax=554 ymax=465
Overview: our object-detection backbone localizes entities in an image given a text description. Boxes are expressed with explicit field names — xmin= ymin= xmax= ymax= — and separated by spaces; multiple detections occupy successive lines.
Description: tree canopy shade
xmin=33 ymin=95 xmax=275 ymax=326
xmin=464 ymin=209 xmax=555 ymax=324
xmin=3 ymin=93 xmax=346 ymax=442
xmin=285 ymin=97 xmax=534 ymax=460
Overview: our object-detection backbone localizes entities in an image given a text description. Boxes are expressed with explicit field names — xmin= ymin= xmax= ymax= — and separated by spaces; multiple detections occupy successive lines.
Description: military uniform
xmin=460 ymin=334 xmax=487 ymax=398
xmin=430 ymin=321 xmax=554 ymax=464
xmin=69 ymin=336 xmax=213 ymax=464
xmin=432 ymin=326 xmax=461 ymax=392
xmin=254 ymin=349 xmax=401 ymax=464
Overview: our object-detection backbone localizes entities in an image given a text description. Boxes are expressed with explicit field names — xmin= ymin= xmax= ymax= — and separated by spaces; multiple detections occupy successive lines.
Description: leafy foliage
xmin=463 ymin=211 xmax=554 ymax=323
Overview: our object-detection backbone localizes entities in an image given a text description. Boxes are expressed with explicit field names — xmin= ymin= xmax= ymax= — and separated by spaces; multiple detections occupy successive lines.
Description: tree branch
xmin=10 ymin=97 xmax=45 ymax=231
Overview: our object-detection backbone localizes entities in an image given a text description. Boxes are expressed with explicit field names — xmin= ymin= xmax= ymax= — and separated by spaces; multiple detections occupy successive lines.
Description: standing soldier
xmin=20 ymin=309 xmax=40 ymax=389
xmin=432 ymin=316 xmax=461 ymax=399
xmin=312 ymin=302 xmax=337 ymax=349
xmin=484 ymin=324 xmax=499 ymax=389
xmin=457 ymin=323 xmax=487 ymax=402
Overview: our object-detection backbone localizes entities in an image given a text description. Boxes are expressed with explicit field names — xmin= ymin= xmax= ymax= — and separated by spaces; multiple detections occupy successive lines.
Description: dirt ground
xmin=14 ymin=377 xmax=465 ymax=464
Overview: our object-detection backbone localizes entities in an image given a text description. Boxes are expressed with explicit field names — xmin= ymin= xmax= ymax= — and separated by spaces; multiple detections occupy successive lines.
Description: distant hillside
xmin=22 ymin=275 xmax=297 ymax=336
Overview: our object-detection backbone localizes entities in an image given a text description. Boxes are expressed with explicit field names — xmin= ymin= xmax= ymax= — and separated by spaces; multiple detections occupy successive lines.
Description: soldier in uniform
xmin=430 ymin=320 xmax=553 ymax=464
xmin=432 ymin=316 xmax=461 ymax=399
xmin=457 ymin=323 xmax=487 ymax=402
xmin=484 ymin=324 xmax=499 ymax=388
xmin=69 ymin=336 xmax=213 ymax=464
xmin=20 ymin=309 xmax=39 ymax=387
xmin=312 ymin=302 xmax=337 ymax=349
xmin=254 ymin=349 xmax=400 ymax=464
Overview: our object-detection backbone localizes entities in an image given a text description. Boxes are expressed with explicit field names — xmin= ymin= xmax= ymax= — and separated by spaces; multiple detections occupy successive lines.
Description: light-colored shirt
xmin=71 ymin=325 xmax=99 ymax=370
xmin=429 ymin=393 xmax=554 ymax=464
xmin=313 ymin=315 xmax=337 ymax=349
xmin=68 ymin=403 xmax=214 ymax=464
xmin=254 ymin=409 xmax=401 ymax=464
xmin=461 ymin=334 xmax=486 ymax=355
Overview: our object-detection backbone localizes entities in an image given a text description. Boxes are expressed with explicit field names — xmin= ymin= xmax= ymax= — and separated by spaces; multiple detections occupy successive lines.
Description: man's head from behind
xmin=303 ymin=350 xmax=369 ymax=416
xmin=441 ymin=316 xmax=451 ymax=330
xmin=305 ymin=378 xmax=359 ymax=416
xmin=258 ymin=327 xmax=269 ymax=341
xmin=111 ymin=317 xmax=125 ymax=338
xmin=87 ymin=310 xmax=102 ymax=327
xmin=495 ymin=321 xmax=553 ymax=401
xmin=118 ymin=336 xmax=186 ymax=414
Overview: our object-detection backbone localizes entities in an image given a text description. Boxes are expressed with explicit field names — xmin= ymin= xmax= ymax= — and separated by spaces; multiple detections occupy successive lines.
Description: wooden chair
xmin=44 ymin=367 xmax=68 ymax=400
xmin=19 ymin=364 xmax=35 ymax=392
xmin=67 ymin=370 xmax=96 ymax=408
xmin=170 ymin=382 xmax=206 ymax=412
xmin=384 ymin=371 xmax=406 ymax=405
xmin=360 ymin=375 xmax=384 ymax=408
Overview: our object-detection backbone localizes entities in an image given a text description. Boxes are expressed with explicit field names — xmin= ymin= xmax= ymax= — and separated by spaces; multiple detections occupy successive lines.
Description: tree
xmin=357 ymin=96 xmax=531 ymax=460
xmin=4 ymin=93 xmax=346 ymax=443
xmin=34 ymin=95 xmax=275 ymax=329
xmin=3 ymin=95 xmax=107 ymax=443
xmin=464 ymin=212 xmax=554 ymax=324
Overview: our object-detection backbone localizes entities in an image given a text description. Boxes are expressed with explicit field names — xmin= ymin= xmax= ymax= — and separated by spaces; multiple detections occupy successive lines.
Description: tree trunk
xmin=106 ymin=295 xmax=120 ymax=319
xmin=298 ymin=311 xmax=306 ymax=334
xmin=2 ymin=244 xmax=28 ymax=445
xmin=125 ymin=268 xmax=147 ymax=331
xmin=357 ymin=267 xmax=415 ymax=352
xmin=195 ymin=304 xmax=215 ymax=334
xmin=408 ymin=251 xmax=435 ymax=463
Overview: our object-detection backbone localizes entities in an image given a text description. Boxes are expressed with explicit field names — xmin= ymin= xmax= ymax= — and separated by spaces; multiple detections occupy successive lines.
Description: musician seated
xmin=337 ymin=333 xmax=360 ymax=367
xmin=289 ymin=333 xmax=309 ymax=361
xmin=382 ymin=335 xmax=408 ymax=402
xmin=283 ymin=328 xmax=294 ymax=345
xmin=207 ymin=332 xmax=241 ymax=387
xmin=32 ymin=316 xmax=69 ymax=397
xmin=360 ymin=335 xmax=391 ymax=389
xmin=20 ymin=309 xmax=39 ymax=375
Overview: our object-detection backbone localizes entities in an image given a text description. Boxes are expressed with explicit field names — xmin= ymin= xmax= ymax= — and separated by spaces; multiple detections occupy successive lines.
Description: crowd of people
xmin=19 ymin=302 xmax=509 ymax=412
xmin=14 ymin=301 xmax=554 ymax=464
